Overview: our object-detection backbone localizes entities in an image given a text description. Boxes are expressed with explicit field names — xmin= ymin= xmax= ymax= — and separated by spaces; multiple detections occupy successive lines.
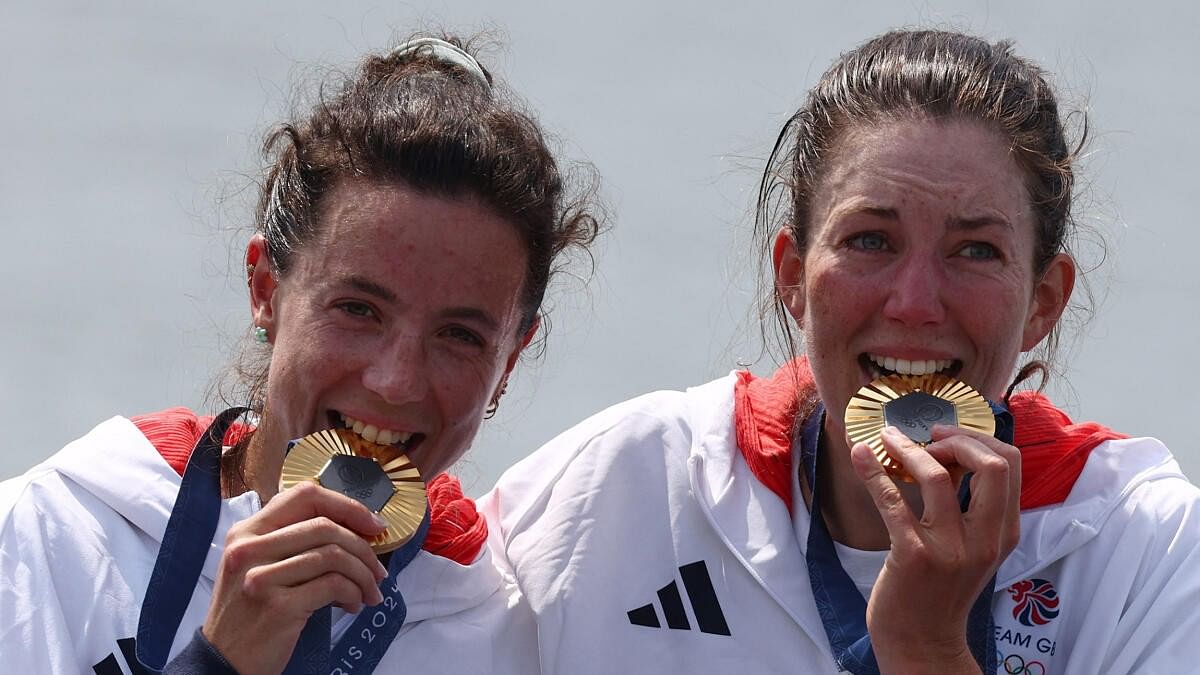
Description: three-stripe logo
xmin=626 ymin=560 xmax=730 ymax=636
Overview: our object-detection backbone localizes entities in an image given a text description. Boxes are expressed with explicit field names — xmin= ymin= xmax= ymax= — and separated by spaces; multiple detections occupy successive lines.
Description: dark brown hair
xmin=222 ymin=35 xmax=601 ymax=487
xmin=258 ymin=36 xmax=598 ymax=335
xmin=756 ymin=30 xmax=1087 ymax=390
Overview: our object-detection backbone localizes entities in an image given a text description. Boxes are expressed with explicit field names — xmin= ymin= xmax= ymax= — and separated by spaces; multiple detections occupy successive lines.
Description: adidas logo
xmin=626 ymin=560 xmax=730 ymax=636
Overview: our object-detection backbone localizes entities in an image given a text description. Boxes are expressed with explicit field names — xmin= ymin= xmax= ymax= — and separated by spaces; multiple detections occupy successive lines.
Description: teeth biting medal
xmin=280 ymin=427 xmax=427 ymax=553
xmin=844 ymin=373 xmax=995 ymax=481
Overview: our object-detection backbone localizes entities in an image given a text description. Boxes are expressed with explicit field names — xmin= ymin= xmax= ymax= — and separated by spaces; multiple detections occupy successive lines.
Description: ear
xmin=1021 ymin=253 xmax=1076 ymax=351
xmin=500 ymin=316 xmax=540 ymax=381
xmin=773 ymin=227 xmax=806 ymax=325
xmin=247 ymin=235 xmax=279 ymax=338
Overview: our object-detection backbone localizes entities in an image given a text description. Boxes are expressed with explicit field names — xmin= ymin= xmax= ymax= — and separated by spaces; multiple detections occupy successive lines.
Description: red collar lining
xmin=130 ymin=408 xmax=487 ymax=566
xmin=733 ymin=359 xmax=1127 ymax=512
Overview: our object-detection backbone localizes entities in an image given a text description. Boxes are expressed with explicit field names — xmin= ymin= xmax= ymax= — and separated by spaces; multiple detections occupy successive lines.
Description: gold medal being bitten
xmin=844 ymin=373 xmax=995 ymax=482
xmin=279 ymin=427 xmax=426 ymax=553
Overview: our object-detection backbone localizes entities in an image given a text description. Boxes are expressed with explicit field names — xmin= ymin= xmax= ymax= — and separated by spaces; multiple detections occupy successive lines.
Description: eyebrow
xmin=440 ymin=306 xmax=501 ymax=332
xmin=948 ymin=215 xmax=1013 ymax=232
xmin=839 ymin=205 xmax=1012 ymax=231
xmin=343 ymin=275 xmax=502 ymax=332
xmin=853 ymin=205 xmax=898 ymax=220
xmin=346 ymin=275 xmax=397 ymax=302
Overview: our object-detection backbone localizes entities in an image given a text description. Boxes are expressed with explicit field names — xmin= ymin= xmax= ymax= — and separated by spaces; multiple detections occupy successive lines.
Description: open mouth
xmin=861 ymin=353 xmax=962 ymax=380
xmin=326 ymin=411 xmax=424 ymax=455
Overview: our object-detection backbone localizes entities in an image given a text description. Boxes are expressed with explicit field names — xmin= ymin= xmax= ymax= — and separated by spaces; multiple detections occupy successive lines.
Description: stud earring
xmin=246 ymin=263 xmax=255 ymax=287
xmin=254 ymin=326 xmax=269 ymax=344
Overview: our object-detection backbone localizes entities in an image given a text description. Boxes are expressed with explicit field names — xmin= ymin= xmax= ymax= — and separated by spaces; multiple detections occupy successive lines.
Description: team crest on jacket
xmin=1007 ymin=578 xmax=1060 ymax=627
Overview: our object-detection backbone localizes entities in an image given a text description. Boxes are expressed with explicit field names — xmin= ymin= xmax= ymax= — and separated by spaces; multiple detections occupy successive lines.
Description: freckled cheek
xmin=267 ymin=344 xmax=369 ymax=417
xmin=805 ymin=271 xmax=875 ymax=330
xmin=802 ymin=274 xmax=878 ymax=404
xmin=952 ymin=281 xmax=1027 ymax=346
xmin=956 ymin=304 xmax=1027 ymax=399
xmin=430 ymin=361 xmax=494 ymax=418
xmin=444 ymin=384 xmax=484 ymax=420
xmin=444 ymin=413 xmax=482 ymax=433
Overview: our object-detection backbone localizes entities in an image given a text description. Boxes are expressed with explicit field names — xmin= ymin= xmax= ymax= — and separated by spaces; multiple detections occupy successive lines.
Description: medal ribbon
xmin=137 ymin=407 xmax=245 ymax=673
xmin=136 ymin=408 xmax=428 ymax=675
xmin=800 ymin=403 xmax=1010 ymax=674
xmin=323 ymin=509 xmax=430 ymax=675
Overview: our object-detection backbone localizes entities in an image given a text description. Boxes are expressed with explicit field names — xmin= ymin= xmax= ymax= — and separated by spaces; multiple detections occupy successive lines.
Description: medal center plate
xmin=883 ymin=390 xmax=958 ymax=445
xmin=318 ymin=454 xmax=395 ymax=512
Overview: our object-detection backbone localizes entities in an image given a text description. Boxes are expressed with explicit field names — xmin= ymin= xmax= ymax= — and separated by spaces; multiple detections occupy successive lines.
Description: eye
xmin=956 ymin=241 xmax=1001 ymax=261
xmin=846 ymin=231 xmax=889 ymax=252
xmin=337 ymin=301 xmax=377 ymax=319
xmin=441 ymin=325 xmax=485 ymax=347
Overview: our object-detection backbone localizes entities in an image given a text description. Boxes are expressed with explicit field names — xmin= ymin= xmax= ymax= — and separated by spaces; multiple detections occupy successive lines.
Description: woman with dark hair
xmin=0 ymin=36 xmax=599 ymax=674
xmin=485 ymin=30 xmax=1200 ymax=673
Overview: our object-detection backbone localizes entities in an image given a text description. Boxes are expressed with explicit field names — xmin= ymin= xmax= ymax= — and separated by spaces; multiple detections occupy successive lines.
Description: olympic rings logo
xmin=1001 ymin=652 xmax=1046 ymax=675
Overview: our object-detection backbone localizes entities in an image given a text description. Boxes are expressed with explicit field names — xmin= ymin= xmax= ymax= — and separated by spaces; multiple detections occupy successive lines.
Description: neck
xmin=810 ymin=416 xmax=923 ymax=551
xmin=235 ymin=430 xmax=284 ymax=503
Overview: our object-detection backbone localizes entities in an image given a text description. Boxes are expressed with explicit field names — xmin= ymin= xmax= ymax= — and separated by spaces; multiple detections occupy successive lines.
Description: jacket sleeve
xmin=162 ymin=628 xmax=241 ymax=674
xmin=1097 ymin=476 xmax=1200 ymax=673
xmin=0 ymin=476 xmax=85 ymax=674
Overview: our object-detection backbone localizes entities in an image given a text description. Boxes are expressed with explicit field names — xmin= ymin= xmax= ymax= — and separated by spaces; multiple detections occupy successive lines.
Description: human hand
xmin=201 ymin=481 xmax=389 ymax=675
xmin=850 ymin=424 xmax=1021 ymax=674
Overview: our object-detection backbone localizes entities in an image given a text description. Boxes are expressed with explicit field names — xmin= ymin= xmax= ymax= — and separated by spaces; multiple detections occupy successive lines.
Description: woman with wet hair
xmin=0 ymin=35 xmax=599 ymax=674
xmin=485 ymin=30 xmax=1200 ymax=673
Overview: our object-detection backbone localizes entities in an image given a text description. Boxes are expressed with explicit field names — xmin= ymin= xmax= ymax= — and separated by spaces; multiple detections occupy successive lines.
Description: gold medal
xmin=279 ymin=427 xmax=426 ymax=553
xmin=844 ymin=373 xmax=995 ymax=481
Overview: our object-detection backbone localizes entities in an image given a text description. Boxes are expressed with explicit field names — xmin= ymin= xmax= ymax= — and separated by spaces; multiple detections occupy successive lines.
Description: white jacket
xmin=0 ymin=415 xmax=539 ymax=674
xmin=482 ymin=373 xmax=1200 ymax=674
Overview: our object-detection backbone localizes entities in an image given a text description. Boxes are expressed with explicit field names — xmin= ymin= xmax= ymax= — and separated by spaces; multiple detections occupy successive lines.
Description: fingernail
xmin=374 ymin=560 xmax=388 ymax=579
xmin=372 ymin=514 xmax=388 ymax=529
xmin=371 ymin=588 xmax=385 ymax=605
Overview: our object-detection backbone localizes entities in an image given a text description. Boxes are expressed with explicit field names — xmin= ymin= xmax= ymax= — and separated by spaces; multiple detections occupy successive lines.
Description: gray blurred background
xmin=3 ymin=1 xmax=1197 ymax=493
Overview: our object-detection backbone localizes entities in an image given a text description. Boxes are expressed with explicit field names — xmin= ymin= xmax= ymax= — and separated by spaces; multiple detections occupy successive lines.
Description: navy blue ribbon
xmin=136 ymin=409 xmax=428 ymax=675
xmin=323 ymin=509 xmax=430 ymax=675
xmin=800 ymin=403 xmax=1011 ymax=674
xmin=137 ymin=407 xmax=245 ymax=674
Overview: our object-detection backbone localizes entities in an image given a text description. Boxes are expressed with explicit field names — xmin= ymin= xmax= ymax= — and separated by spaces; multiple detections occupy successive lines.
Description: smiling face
xmin=247 ymin=179 xmax=534 ymax=492
xmin=775 ymin=116 xmax=1074 ymax=438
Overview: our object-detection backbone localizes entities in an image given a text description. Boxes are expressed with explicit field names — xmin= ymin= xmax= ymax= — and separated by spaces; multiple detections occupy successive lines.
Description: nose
xmin=882 ymin=252 xmax=946 ymax=326
xmin=360 ymin=332 xmax=431 ymax=405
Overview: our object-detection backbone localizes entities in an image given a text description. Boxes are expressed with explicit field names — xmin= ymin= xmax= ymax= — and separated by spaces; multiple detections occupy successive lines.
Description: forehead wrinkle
xmin=836 ymin=166 xmax=1025 ymax=229
xmin=825 ymin=194 xmax=899 ymax=223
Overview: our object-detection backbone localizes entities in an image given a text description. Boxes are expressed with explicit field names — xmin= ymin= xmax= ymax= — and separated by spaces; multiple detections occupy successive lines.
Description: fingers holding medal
xmin=846 ymin=374 xmax=1022 ymax=666
xmin=204 ymin=479 xmax=392 ymax=675
xmin=203 ymin=430 xmax=427 ymax=675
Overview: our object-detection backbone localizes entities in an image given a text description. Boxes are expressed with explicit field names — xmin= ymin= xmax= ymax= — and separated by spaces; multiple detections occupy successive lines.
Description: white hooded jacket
xmin=0 ymin=414 xmax=538 ymax=674
xmin=482 ymin=373 xmax=1200 ymax=674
